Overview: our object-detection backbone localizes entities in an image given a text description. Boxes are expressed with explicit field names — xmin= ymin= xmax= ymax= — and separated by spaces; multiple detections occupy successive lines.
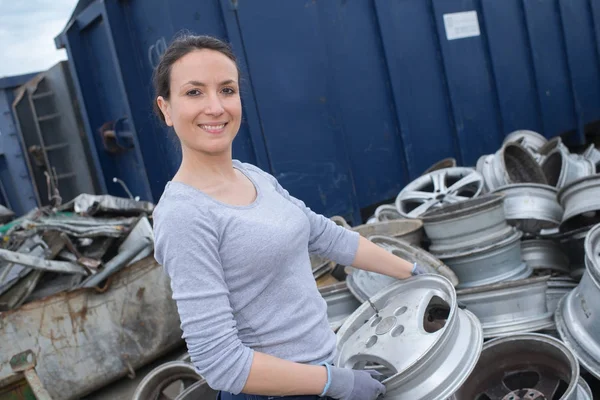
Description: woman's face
xmin=157 ymin=49 xmax=241 ymax=156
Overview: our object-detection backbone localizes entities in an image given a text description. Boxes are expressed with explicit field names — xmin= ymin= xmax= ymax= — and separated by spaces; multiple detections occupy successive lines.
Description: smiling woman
xmin=151 ymin=34 xmax=417 ymax=400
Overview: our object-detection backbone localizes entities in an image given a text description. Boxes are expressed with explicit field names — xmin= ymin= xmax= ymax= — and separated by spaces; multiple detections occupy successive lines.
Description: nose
xmin=204 ymin=92 xmax=225 ymax=116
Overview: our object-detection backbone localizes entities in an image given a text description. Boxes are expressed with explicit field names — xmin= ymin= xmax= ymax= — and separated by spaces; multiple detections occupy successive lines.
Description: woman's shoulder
xmin=153 ymin=182 xmax=214 ymax=226
xmin=233 ymin=160 xmax=276 ymax=187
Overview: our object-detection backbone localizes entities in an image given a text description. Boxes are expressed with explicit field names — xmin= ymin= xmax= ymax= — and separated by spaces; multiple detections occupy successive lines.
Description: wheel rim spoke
xmin=431 ymin=170 xmax=447 ymax=193
xmin=447 ymin=172 xmax=482 ymax=194
xmin=406 ymin=199 xmax=438 ymax=218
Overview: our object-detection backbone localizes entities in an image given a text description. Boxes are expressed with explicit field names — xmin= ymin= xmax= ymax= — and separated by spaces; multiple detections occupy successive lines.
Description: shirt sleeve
xmin=245 ymin=163 xmax=360 ymax=266
xmin=153 ymin=204 xmax=253 ymax=394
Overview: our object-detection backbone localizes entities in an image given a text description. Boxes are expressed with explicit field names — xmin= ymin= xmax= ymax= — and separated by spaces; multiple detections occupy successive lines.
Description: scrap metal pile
xmin=0 ymin=194 xmax=154 ymax=312
xmin=133 ymin=130 xmax=600 ymax=400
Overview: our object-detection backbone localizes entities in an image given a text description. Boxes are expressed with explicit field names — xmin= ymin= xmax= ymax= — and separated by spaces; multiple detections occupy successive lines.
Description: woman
xmin=152 ymin=34 xmax=424 ymax=400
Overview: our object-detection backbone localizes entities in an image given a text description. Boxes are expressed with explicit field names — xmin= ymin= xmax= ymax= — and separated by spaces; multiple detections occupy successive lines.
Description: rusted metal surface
xmin=0 ymin=256 xmax=183 ymax=400
xmin=9 ymin=351 xmax=52 ymax=400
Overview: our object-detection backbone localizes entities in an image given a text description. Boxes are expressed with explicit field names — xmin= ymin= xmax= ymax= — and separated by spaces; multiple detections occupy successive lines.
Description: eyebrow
xmin=182 ymin=79 xmax=237 ymax=88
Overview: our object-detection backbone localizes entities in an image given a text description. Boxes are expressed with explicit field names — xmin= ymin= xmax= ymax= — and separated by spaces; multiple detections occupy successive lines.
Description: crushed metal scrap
xmin=0 ymin=194 xmax=154 ymax=313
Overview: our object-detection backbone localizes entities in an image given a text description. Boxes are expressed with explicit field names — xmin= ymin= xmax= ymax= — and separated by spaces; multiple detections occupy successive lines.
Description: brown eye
xmin=186 ymin=89 xmax=201 ymax=96
xmin=222 ymin=87 xmax=236 ymax=95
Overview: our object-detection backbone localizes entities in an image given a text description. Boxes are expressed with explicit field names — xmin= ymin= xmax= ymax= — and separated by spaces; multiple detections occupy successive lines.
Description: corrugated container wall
xmin=56 ymin=0 xmax=600 ymax=224
xmin=12 ymin=61 xmax=101 ymax=208
xmin=0 ymin=74 xmax=40 ymax=216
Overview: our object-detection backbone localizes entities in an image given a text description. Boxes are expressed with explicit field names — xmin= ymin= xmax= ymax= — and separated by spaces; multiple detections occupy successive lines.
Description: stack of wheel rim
xmin=556 ymin=223 xmax=600 ymax=381
xmin=421 ymin=194 xmax=530 ymax=289
xmin=419 ymin=194 xmax=574 ymax=339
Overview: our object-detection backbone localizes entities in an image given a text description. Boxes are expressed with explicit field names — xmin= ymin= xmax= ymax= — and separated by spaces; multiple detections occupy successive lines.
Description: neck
xmin=178 ymin=146 xmax=236 ymax=182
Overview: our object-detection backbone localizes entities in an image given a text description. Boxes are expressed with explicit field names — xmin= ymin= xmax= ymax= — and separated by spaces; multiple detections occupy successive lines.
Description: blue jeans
xmin=218 ymin=392 xmax=329 ymax=400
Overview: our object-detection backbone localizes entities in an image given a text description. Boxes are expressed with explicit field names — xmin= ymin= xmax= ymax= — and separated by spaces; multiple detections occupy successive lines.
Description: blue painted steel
xmin=0 ymin=74 xmax=39 ymax=216
xmin=58 ymin=0 xmax=600 ymax=222
xmin=231 ymin=0 xmax=361 ymax=221
xmin=522 ymin=0 xmax=578 ymax=140
xmin=317 ymin=0 xmax=409 ymax=206
xmin=374 ymin=0 xmax=461 ymax=173
xmin=559 ymin=0 xmax=600 ymax=130
xmin=480 ymin=0 xmax=544 ymax=134
xmin=432 ymin=0 xmax=504 ymax=165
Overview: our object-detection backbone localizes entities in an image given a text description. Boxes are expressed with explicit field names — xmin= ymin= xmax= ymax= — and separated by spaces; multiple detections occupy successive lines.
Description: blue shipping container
xmin=56 ymin=0 xmax=600 ymax=223
xmin=0 ymin=73 xmax=40 ymax=216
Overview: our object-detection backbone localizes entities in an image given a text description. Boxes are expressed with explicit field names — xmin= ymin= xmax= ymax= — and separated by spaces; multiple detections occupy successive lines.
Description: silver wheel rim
xmin=436 ymin=230 xmax=532 ymax=289
xmin=374 ymin=204 xmax=403 ymax=221
xmin=457 ymin=276 xmax=553 ymax=339
xmin=521 ymin=239 xmax=570 ymax=274
xmin=557 ymin=226 xmax=593 ymax=279
xmin=558 ymin=175 xmax=600 ymax=232
xmin=422 ymin=194 xmax=513 ymax=254
xmin=542 ymin=147 xmax=595 ymax=189
xmin=132 ymin=361 xmax=203 ymax=400
xmin=352 ymin=219 xmax=423 ymax=246
xmin=493 ymin=183 xmax=563 ymax=234
xmin=336 ymin=275 xmax=483 ymax=399
xmin=477 ymin=143 xmax=547 ymax=192
xmin=395 ymin=168 xmax=484 ymax=218
xmin=452 ymin=333 xmax=589 ymax=400
xmin=422 ymin=157 xmax=457 ymax=175
xmin=583 ymin=144 xmax=600 ymax=169
xmin=546 ymin=276 xmax=578 ymax=315
xmin=173 ymin=378 xmax=217 ymax=400
xmin=503 ymin=130 xmax=548 ymax=152
xmin=319 ymin=282 xmax=361 ymax=332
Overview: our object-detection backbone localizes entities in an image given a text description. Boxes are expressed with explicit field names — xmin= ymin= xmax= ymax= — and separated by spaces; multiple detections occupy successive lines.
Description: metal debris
xmin=21 ymin=214 xmax=137 ymax=237
xmin=0 ymin=195 xmax=155 ymax=313
xmin=0 ymin=249 xmax=88 ymax=275
xmin=59 ymin=193 xmax=154 ymax=215
xmin=78 ymin=237 xmax=153 ymax=289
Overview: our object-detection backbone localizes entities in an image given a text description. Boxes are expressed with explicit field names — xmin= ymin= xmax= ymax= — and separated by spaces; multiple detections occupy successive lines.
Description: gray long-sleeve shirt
xmin=153 ymin=161 xmax=360 ymax=394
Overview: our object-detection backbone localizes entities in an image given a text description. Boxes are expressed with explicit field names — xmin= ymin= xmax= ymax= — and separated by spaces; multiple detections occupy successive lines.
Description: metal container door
xmin=58 ymin=2 xmax=152 ymax=201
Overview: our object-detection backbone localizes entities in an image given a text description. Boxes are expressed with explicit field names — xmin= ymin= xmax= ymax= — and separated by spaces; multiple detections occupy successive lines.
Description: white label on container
xmin=443 ymin=11 xmax=481 ymax=40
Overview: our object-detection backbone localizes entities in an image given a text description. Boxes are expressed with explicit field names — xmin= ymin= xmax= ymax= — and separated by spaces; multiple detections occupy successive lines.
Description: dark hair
xmin=152 ymin=33 xmax=240 ymax=123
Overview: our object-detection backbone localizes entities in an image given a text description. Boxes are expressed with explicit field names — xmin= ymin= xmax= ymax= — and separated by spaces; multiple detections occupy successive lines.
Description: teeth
xmin=200 ymin=124 xmax=225 ymax=130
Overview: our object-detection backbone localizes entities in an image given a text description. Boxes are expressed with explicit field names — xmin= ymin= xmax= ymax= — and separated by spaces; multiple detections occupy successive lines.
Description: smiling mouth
xmin=198 ymin=123 xmax=228 ymax=133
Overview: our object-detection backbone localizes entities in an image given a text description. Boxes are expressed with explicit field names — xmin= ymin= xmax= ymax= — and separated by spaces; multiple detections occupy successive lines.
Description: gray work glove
xmin=411 ymin=261 xmax=427 ymax=276
xmin=322 ymin=365 xmax=386 ymax=400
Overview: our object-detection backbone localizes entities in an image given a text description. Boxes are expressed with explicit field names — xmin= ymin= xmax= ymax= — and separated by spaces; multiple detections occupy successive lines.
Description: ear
xmin=157 ymin=96 xmax=173 ymax=126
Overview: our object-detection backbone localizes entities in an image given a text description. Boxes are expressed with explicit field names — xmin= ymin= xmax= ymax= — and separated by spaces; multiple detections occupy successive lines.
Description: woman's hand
xmin=322 ymin=364 xmax=386 ymax=400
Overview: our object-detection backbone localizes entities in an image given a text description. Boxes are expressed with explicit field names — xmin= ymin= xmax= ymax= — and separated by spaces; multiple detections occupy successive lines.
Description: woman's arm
xmin=351 ymin=236 xmax=414 ymax=279
xmin=242 ymin=352 xmax=327 ymax=395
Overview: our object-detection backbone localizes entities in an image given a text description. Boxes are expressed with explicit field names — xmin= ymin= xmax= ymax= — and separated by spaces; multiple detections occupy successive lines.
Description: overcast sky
xmin=0 ymin=0 xmax=78 ymax=78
